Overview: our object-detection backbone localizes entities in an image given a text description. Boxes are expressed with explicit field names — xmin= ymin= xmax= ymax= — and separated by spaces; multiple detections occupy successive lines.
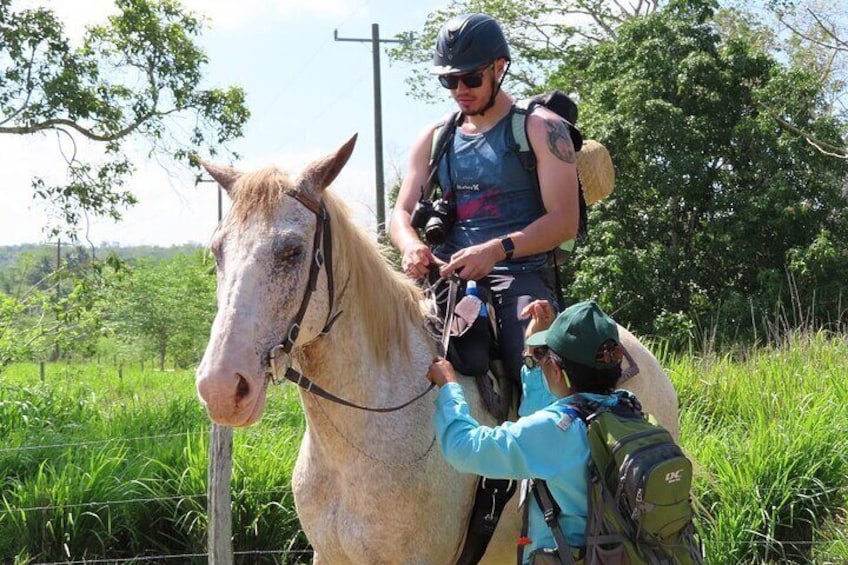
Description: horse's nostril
xmin=235 ymin=373 xmax=250 ymax=402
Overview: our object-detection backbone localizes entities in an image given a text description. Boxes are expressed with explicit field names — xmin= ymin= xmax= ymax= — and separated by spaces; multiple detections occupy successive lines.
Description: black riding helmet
xmin=431 ymin=13 xmax=510 ymax=75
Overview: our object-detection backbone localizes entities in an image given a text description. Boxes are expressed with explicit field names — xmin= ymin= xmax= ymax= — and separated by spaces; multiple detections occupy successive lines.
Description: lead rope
xmin=440 ymin=275 xmax=461 ymax=358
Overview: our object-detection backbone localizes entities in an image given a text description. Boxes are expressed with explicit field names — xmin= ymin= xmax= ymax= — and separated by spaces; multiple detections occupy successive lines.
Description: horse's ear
xmin=299 ymin=134 xmax=358 ymax=193
xmin=199 ymin=159 xmax=241 ymax=193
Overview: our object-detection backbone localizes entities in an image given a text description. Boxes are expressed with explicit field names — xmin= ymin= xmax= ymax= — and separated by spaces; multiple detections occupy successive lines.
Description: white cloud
xmin=15 ymin=0 xmax=363 ymax=38
xmin=183 ymin=0 xmax=364 ymax=31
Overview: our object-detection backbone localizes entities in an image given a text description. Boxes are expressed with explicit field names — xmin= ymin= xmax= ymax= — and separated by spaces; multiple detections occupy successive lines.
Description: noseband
xmin=267 ymin=190 xmax=435 ymax=413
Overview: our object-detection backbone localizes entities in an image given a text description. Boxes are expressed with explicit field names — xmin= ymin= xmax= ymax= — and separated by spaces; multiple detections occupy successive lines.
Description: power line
xmin=262 ymin=0 xmax=372 ymax=132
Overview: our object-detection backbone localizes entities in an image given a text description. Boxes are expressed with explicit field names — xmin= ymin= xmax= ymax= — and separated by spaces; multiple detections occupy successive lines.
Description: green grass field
xmin=0 ymin=363 xmax=307 ymax=563
xmin=1 ymin=331 xmax=846 ymax=564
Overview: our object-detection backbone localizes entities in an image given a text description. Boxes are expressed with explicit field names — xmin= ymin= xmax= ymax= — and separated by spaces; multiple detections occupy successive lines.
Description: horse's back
xmin=617 ymin=325 xmax=680 ymax=439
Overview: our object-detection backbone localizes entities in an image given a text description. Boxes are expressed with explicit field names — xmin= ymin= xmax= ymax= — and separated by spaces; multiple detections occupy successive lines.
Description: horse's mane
xmin=228 ymin=166 xmax=428 ymax=367
xmin=322 ymin=189 xmax=429 ymax=366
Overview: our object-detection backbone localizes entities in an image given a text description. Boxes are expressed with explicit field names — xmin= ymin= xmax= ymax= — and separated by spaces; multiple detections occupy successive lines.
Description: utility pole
xmin=334 ymin=24 xmax=408 ymax=235
xmin=195 ymin=171 xmax=233 ymax=565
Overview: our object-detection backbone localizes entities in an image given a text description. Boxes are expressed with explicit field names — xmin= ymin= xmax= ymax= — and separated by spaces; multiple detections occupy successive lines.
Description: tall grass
xmin=1 ymin=334 xmax=847 ymax=563
xmin=667 ymin=330 xmax=848 ymax=564
xmin=0 ymin=362 xmax=305 ymax=563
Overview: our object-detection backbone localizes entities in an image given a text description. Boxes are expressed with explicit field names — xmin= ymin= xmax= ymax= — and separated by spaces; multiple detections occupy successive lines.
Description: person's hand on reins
xmin=439 ymin=239 xmax=503 ymax=280
xmin=402 ymin=241 xmax=445 ymax=280
xmin=427 ymin=357 xmax=457 ymax=387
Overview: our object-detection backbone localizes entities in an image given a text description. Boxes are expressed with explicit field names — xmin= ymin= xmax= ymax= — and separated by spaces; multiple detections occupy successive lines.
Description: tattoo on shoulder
xmin=545 ymin=119 xmax=576 ymax=164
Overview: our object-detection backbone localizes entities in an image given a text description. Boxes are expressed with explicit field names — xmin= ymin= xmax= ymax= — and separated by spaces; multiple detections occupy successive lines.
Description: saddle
xmin=427 ymin=276 xmax=514 ymax=423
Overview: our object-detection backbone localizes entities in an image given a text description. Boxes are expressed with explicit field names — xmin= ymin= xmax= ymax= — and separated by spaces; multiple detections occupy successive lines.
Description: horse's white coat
xmin=196 ymin=137 xmax=680 ymax=564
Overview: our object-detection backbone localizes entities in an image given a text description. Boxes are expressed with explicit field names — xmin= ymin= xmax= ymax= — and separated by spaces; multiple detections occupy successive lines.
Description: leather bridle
xmin=266 ymin=190 xmax=435 ymax=413
xmin=266 ymin=190 xmax=340 ymax=384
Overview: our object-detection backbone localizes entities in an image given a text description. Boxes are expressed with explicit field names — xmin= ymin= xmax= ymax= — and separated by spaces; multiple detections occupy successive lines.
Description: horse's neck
xmin=296 ymin=308 xmax=435 ymax=436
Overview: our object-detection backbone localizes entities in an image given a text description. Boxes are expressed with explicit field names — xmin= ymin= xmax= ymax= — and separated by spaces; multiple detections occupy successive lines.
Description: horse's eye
xmin=281 ymin=247 xmax=303 ymax=262
xmin=274 ymin=242 xmax=304 ymax=265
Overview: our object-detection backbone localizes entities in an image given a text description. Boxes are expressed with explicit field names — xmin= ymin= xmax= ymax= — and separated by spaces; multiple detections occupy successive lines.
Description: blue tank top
xmin=434 ymin=111 xmax=548 ymax=273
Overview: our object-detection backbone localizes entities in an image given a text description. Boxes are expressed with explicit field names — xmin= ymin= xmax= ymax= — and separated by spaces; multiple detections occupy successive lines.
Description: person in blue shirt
xmin=427 ymin=299 xmax=627 ymax=564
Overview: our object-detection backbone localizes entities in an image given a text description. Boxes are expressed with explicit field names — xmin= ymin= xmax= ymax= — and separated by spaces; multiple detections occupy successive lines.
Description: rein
xmin=266 ymin=190 xmax=435 ymax=413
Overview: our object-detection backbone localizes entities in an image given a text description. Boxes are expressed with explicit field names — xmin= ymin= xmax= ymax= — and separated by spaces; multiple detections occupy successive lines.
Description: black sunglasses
xmin=523 ymin=346 xmax=549 ymax=369
xmin=438 ymin=64 xmax=492 ymax=89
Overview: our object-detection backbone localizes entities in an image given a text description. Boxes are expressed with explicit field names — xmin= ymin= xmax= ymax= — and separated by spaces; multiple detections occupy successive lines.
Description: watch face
xmin=501 ymin=237 xmax=515 ymax=257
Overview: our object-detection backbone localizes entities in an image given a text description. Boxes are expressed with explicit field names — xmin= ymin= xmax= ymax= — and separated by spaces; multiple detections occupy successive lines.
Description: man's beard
xmin=464 ymin=75 xmax=499 ymax=117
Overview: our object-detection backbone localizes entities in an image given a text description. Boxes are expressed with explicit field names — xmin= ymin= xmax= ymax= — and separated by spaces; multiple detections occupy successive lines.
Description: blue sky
xmin=3 ymin=0 xmax=451 ymax=246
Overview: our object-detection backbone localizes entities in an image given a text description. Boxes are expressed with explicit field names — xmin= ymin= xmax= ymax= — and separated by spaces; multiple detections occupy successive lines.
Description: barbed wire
xmin=30 ymin=549 xmax=316 ymax=565
xmin=3 ymin=481 xmax=843 ymax=516
xmin=21 ymin=538 xmax=848 ymax=565
xmin=0 ymin=424 xmax=300 ymax=455
xmin=2 ymin=487 xmax=290 ymax=514
xmin=0 ymin=431 xmax=207 ymax=454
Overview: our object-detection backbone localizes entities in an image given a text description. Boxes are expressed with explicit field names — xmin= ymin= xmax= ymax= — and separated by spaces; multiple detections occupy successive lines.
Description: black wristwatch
xmin=500 ymin=236 xmax=515 ymax=261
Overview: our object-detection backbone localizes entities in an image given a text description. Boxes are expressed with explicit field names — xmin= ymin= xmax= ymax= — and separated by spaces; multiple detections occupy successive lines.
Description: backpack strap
xmin=508 ymin=97 xmax=583 ymax=282
xmin=510 ymin=99 xmax=536 ymax=171
xmin=516 ymin=480 xmax=532 ymax=565
xmin=568 ymin=394 xmax=602 ymax=424
xmin=531 ymin=479 xmax=576 ymax=565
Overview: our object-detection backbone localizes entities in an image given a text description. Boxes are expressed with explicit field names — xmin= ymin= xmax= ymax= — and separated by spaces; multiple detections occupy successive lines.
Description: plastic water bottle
xmin=466 ymin=281 xmax=488 ymax=317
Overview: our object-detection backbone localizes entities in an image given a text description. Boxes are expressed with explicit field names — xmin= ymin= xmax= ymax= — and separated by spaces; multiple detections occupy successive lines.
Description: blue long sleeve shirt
xmin=433 ymin=368 xmax=619 ymax=563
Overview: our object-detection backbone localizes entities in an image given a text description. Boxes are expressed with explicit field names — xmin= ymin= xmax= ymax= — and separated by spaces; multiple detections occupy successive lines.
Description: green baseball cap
xmin=526 ymin=300 xmax=621 ymax=368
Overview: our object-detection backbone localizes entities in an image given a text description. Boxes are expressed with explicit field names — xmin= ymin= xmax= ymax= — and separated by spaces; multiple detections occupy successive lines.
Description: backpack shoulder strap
xmin=531 ymin=479 xmax=576 ymax=565
xmin=610 ymin=389 xmax=644 ymax=416
xmin=510 ymin=98 xmax=537 ymax=171
xmin=511 ymin=97 xmax=582 ymax=263
xmin=568 ymin=394 xmax=606 ymax=425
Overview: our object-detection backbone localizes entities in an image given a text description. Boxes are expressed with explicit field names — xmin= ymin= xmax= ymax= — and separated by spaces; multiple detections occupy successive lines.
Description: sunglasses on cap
xmin=438 ymin=64 xmax=493 ymax=90
xmin=523 ymin=346 xmax=550 ymax=370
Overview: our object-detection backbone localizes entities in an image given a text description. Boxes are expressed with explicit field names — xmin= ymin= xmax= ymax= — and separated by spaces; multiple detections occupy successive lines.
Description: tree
xmin=107 ymin=252 xmax=215 ymax=370
xmin=556 ymin=0 xmax=848 ymax=344
xmin=766 ymin=1 xmax=848 ymax=140
xmin=390 ymin=0 xmax=848 ymax=346
xmin=0 ymin=251 xmax=122 ymax=369
xmin=389 ymin=0 xmax=660 ymax=102
xmin=0 ymin=0 xmax=249 ymax=236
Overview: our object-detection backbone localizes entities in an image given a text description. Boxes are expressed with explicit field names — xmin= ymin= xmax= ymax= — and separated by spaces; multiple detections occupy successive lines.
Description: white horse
xmin=195 ymin=135 xmax=680 ymax=564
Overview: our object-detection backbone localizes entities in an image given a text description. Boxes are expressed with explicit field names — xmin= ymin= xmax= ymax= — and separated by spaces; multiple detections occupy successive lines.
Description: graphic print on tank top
xmin=435 ymin=112 xmax=547 ymax=272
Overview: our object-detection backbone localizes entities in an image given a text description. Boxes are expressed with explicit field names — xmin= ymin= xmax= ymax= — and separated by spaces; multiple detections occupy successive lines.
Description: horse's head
xmin=195 ymin=135 xmax=357 ymax=426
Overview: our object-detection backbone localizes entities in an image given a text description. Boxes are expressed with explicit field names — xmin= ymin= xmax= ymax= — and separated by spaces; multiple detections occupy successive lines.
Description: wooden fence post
xmin=208 ymin=424 xmax=234 ymax=564
xmin=40 ymin=361 xmax=45 ymax=383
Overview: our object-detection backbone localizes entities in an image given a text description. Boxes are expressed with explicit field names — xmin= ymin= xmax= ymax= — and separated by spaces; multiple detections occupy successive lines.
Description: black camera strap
xmin=424 ymin=111 xmax=463 ymax=200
